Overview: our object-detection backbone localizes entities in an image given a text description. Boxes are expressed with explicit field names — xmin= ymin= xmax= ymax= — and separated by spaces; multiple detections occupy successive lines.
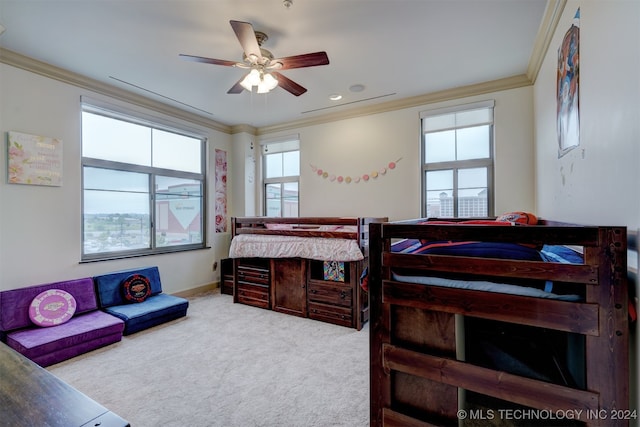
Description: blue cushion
xmin=103 ymin=293 xmax=188 ymax=335
xmin=94 ymin=267 xmax=163 ymax=308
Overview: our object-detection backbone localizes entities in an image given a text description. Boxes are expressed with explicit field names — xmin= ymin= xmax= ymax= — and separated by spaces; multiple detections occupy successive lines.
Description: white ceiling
xmin=0 ymin=0 xmax=548 ymax=128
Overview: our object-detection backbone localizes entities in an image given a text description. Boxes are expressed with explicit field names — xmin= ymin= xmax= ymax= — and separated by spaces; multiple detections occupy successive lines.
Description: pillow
xmin=29 ymin=289 xmax=77 ymax=327
xmin=122 ymin=274 xmax=152 ymax=303
xmin=496 ymin=211 xmax=538 ymax=225
xmin=318 ymin=225 xmax=340 ymax=231
xmin=337 ymin=225 xmax=358 ymax=232
xmin=265 ymin=223 xmax=293 ymax=230
xmin=412 ymin=241 xmax=543 ymax=261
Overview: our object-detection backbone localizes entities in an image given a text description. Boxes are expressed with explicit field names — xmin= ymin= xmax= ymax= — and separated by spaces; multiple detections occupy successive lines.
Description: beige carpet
xmin=48 ymin=291 xmax=369 ymax=427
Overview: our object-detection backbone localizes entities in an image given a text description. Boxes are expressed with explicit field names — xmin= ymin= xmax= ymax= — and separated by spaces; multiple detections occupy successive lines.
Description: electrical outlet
xmin=212 ymin=261 xmax=218 ymax=271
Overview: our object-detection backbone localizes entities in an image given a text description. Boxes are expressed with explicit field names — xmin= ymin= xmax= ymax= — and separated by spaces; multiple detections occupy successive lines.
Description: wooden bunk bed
xmin=229 ymin=216 xmax=386 ymax=330
xmin=368 ymin=218 xmax=632 ymax=426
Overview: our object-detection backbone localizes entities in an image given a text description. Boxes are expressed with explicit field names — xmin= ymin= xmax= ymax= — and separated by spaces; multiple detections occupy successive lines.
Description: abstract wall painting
xmin=557 ymin=8 xmax=580 ymax=158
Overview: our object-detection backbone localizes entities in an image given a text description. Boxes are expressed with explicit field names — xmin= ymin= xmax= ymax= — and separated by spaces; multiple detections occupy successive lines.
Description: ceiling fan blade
xmin=272 ymin=72 xmax=307 ymax=96
xmin=230 ymin=20 xmax=263 ymax=62
xmin=179 ymin=54 xmax=238 ymax=67
xmin=271 ymin=52 xmax=329 ymax=70
xmin=227 ymin=77 xmax=245 ymax=94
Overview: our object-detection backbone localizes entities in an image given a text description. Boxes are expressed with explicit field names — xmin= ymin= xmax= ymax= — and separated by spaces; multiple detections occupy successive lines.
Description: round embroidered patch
xmin=29 ymin=289 xmax=77 ymax=327
xmin=122 ymin=274 xmax=151 ymax=303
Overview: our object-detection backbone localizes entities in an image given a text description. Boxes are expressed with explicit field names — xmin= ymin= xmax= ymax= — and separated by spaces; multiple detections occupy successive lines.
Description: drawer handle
xmin=310 ymin=289 xmax=317 ymax=294
xmin=340 ymin=292 xmax=346 ymax=299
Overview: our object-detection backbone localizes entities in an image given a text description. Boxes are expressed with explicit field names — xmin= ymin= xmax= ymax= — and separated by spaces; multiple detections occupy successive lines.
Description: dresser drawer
xmin=221 ymin=275 xmax=234 ymax=295
xmin=237 ymin=266 xmax=269 ymax=286
xmin=308 ymin=301 xmax=352 ymax=327
xmin=236 ymin=283 xmax=269 ymax=309
xmin=307 ymin=280 xmax=352 ymax=308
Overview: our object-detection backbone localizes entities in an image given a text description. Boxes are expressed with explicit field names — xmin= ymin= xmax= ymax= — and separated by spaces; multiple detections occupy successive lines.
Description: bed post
xmin=585 ymin=226 xmax=629 ymax=426
xmin=369 ymin=222 xmax=389 ymax=427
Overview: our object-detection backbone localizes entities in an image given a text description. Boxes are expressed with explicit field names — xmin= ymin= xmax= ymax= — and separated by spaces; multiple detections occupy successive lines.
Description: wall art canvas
xmin=7 ymin=131 xmax=63 ymax=186
xmin=215 ymin=148 xmax=227 ymax=233
xmin=557 ymin=8 xmax=580 ymax=158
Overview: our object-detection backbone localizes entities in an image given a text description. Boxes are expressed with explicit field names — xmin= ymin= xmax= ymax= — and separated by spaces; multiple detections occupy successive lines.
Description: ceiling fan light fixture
xmin=240 ymin=68 xmax=261 ymax=91
xmin=260 ymin=72 xmax=279 ymax=91
xmin=241 ymin=68 xmax=278 ymax=93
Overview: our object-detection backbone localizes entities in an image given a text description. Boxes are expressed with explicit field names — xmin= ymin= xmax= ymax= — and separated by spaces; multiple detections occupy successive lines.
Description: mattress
xmin=229 ymin=234 xmax=364 ymax=261
xmin=386 ymin=240 xmax=584 ymax=301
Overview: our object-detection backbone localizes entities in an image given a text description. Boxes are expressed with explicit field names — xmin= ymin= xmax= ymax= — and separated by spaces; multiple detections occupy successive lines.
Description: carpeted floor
xmin=48 ymin=291 xmax=370 ymax=427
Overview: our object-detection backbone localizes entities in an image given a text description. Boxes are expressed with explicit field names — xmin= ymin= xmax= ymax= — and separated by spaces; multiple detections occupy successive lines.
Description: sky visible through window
xmin=82 ymin=112 xmax=202 ymax=215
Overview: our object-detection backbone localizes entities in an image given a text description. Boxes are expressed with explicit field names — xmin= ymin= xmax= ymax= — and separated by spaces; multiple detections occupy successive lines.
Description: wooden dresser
xmin=232 ymin=257 xmax=368 ymax=330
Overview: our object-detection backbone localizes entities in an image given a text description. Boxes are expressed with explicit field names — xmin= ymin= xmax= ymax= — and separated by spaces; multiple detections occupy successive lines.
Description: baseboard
xmin=172 ymin=282 xmax=219 ymax=298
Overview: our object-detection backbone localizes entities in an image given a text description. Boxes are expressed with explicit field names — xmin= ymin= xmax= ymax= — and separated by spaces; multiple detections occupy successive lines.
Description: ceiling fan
xmin=179 ymin=20 xmax=329 ymax=96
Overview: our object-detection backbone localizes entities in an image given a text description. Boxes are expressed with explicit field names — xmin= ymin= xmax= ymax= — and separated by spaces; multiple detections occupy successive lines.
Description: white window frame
xmin=81 ymin=100 xmax=207 ymax=261
xmin=420 ymin=100 xmax=495 ymax=218
xmin=261 ymin=135 xmax=300 ymax=218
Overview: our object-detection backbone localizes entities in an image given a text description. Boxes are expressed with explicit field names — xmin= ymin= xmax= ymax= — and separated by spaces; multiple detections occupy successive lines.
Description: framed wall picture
xmin=7 ymin=131 xmax=63 ymax=186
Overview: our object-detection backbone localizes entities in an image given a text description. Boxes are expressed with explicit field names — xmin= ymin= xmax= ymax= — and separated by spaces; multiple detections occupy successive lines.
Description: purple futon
xmin=0 ymin=278 xmax=124 ymax=367
xmin=93 ymin=266 xmax=188 ymax=335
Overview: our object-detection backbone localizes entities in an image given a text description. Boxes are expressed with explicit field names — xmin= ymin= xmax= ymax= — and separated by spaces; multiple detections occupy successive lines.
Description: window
xmin=421 ymin=101 xmax=494 ymax=218
xmin=262 ymin=137 xmax=300 ymax=217
xmin=81 ymin=105 xmax=206 ymax=260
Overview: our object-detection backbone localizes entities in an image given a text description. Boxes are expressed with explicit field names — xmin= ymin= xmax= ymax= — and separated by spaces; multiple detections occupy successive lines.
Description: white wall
xmin=260 ymin=86 xmax=536 ymax=222
xmin=534 ymin=0 xmax=640 ymax=227
xmin=230 ymin=131 xmax=257 ymax=217
xmin=0 ymin=64 xmax=233 ymax=293
xmin=533 ymin=0 xmax=640 ymax=415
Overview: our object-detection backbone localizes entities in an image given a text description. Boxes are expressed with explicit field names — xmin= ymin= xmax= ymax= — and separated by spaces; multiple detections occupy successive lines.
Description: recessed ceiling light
xmin=329 ymin=93 xmax=342 ymax=101
xmin=349 ymin=84 xmax=365 ymax=93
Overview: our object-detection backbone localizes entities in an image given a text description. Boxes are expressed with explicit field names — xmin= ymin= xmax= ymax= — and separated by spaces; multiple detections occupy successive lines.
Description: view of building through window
xmin=81 ymin=107 xmax=205 ymax=259
xmin=262 ymin=137 xmax=300 ymax=217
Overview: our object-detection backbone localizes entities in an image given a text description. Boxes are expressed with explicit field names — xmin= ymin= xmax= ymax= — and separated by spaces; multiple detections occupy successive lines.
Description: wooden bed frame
xmin=230 ymin=216 xmax=386 ymax=330
xmin=368 ymin=219 xmax=630 ymax=426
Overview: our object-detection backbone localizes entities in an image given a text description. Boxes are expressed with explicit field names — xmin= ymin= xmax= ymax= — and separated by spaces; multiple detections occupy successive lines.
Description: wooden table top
xmin=0 ymin=342 xmax=129 ymax=427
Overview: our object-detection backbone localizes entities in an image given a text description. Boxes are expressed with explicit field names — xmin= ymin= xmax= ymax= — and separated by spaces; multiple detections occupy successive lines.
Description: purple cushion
xmin=0 ymin=278 xmax=98 ymax=332
xmin=6 ymin=311 xmax=124 ymax=366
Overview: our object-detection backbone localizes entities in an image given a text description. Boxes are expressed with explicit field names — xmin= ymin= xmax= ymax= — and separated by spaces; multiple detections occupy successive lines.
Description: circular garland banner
xmin=310 ymin=158 xmax=401 ymax=184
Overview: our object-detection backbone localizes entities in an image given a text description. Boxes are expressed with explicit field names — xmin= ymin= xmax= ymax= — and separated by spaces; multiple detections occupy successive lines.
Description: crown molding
xmin=0 ymin=47 xmax=231 ymax=134
xmin=527 ymin=0 xmax=567 ymax=83
xmin=256 ymin=74 xmax=532 ymax=135
xmin=229 ymin=124 xmax=258 ymax=135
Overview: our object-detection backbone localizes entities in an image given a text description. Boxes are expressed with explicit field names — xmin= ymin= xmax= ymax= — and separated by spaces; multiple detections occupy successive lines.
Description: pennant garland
xmin=310 ymin=158 xmax=401 ymax=184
